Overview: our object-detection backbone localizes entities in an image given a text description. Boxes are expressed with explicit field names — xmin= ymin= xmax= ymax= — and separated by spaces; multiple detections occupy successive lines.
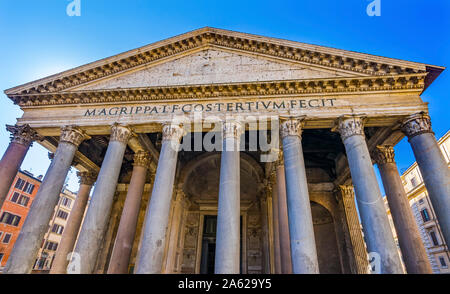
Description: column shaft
xmin=375 ymin=146 xmax=432 ymax=274
xmin=336 ymin=116 xmax=403 ymax=274
xmin=276 ymin=162 xmax=293 ymax=274
xmin=402 ymin=113 xmax=450 ymax=247
xmin=135 ymin=124 xmax=184 ymax=274
xmin=271 ymin=175 xmax=282 ymax=274
xmin=281 ymin=119 xmax=319 ymax=274
xmin=108 ymin=152 xmax=149 ymax=274
xmin=73 ymin=124 xmax=132 ymax=274
xmin=50 ymin=172 xmax=96 ymax=274
xmin=4 ymin=126 xmax=88 ymax=274
xmin=214 ymin=121 xmax=242 ymax=274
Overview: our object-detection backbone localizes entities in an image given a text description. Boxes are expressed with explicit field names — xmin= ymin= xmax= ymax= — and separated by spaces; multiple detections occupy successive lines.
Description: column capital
xmin=6 ymin=124 xmax=43 ymax=147
xmin=60 ymin=126 xmax=90 ymax=147
xmin=400 ymin=112 xmax=433 ymax=140
xmin=223 ymin=120 xmax=244 ymax=140
xmin=133 ymin=151 xmax=151 ymax=168
xmin=162 ymin=123 xmax=185 ymax=142
xmin=337 ymin=185 xmax=355 ymax=199
xmin=333 ymin=115 xmax=366 ymax=141
xmin=279 ymin=116 xmax=305 ymax=139
xmin=77 ymin=171 xmax=98 ymax=186
xmin=372 ymin=145 xmax=396 ymax=165
xmin=110 ymin=123 xmax=134 ymax=144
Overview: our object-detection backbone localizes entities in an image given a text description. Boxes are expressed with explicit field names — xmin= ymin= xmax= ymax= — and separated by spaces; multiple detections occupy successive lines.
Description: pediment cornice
xmin=12 ymin=73 xmax=426 ymax=107
xmin=5 ymin=27 xmax=443 ymax=103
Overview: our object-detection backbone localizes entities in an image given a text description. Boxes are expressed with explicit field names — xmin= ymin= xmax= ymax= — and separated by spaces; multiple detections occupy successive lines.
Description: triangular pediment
xmin=74 ymin=48 xmax=355 ymax=91
xmin=5 ymin=27 xmax=444 ymax=100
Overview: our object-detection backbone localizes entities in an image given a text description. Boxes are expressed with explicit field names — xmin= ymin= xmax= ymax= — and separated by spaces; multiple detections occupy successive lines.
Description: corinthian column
xmin=4 ymin=126 xmax=89 ymax=274
xmin=214 ymin=120 xmax=243 ymax=274
xmin=0 ymin=124 xmax=43 ymax=208
xmin=50 ymin=171 xmax=97 ymax=274
xmin=135 ymin=123 xmax=185 ymax=274
xmin=280 ymin=117 xmax=319 ymax=274
xmin=275 ymin=150 xmax=293 ymax=274
xmin=73 ymin=123 xmax=134 ymax=274
xmin=334 ymin=115 xmax=403 ymax=274
xmin=373 ymin=145 xmax=432 ymax=274
xmin=401 ymin=112 xmax=450 ymax=247
xmin=108 ymin=151 xmax=150 ymax=274
xmin=270 ymin=172 xmax=282 ymax=274
xmin=337 ymin=185 xmax=369 ymax=274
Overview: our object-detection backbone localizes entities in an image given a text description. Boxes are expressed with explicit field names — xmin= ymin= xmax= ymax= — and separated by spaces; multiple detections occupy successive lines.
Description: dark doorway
xmin=200 ymin=215 xmax=243 ymax=274
xmin=200 ymin=215 xmax=217 ymax=274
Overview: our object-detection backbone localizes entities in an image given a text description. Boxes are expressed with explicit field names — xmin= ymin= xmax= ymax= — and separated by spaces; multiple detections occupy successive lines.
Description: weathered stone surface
xmin=79 ymin=49 xmax=348 ymax=91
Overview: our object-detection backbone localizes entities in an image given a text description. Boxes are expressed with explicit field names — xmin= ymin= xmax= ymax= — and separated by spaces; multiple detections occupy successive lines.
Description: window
xmin=56 ymin=210 xmax=69 ymax=220
xmin=51 ymin=224 xmax=64 ymax=235
xmin=61 ymin=197 xmax=72 ymax=208
xmin=0 ymin=253 xmax=4 ymax=263
xmin=0 ymin=212 xmax=21 ymax=226
xmin=439 ymin=257 xmax=447 ymax=268
xmin=429 ymin=231 xmax=439 ymax=246
xmin=17 ymin=195 xmax=30 ymax=207
xmin=44 ymin=241 xmax=58 ymax=251
xmin=23 ymin=183 xmax=35 ymax=194
xmin=10 ymin=192 xmax=20 ymax=203
xmin=0 ymin=232 xmax=2 ymax=239
xmin=410 ymin=176 xmax=418 ymax=187
xmin=418 ymin=199 xmax=424 ymax=204
xmin=420 ymin=209 xmax=431 ymax=222
xmin=14 ymin=178 xmax=25 ymax=190
xmin=2 ymin=233 xmax=12 ymax=244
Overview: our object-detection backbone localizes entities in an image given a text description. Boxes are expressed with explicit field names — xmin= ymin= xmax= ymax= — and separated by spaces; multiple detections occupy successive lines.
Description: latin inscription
xmin=84 ymin=98 xmax=337 ymax=117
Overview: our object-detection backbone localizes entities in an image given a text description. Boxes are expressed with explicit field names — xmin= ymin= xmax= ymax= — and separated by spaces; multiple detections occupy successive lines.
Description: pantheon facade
xmin=0 ymin=28 xmax=448 ymax=274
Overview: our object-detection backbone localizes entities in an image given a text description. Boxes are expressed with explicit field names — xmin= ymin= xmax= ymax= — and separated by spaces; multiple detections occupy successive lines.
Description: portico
xmin=1 ymin=27 xmax=447 ymax=274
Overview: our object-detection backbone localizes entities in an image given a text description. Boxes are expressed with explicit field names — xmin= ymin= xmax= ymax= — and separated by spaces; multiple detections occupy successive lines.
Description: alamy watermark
xmin=67 ymin=0 xmax=81 ymax=17
xmin=366 ymin=0 xmax=381 ymax=17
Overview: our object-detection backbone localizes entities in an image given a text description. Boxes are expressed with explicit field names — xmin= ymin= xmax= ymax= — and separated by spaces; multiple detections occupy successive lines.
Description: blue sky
xmin=0 ymin=0 xmax=449 ymax=192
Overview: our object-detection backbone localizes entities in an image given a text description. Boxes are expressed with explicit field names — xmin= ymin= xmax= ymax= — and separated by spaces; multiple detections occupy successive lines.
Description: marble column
xmin=373 ymin=145 xmax=432 ymax=274
xmin=73 ymin=123 xmax=133 ymax=274
xmin=275 ymin=150 xmax=293 ymax=274
xmin=270 ymin=172 xmax=282 ymax=274
xmin=334 ymin=115 xmax=403 ymax=274
xmin=108 ymin=151 xmax=150 ymax=274
xmin=401 ymin=112 xmax=450 ymax=247
xmin=0 ymin=124 xmax=42 ymax=209
xmin=135 ymin=123 xmax=184 ymax=274
xmin=4 ymin=126 xmax=89 ymax=274
xmin=280 ymin=118 xmax=319 ymax=274
xmin=337 ymin=185 xmax=369 ymax=274
xmin=50 ymin=171 xmax=97 ymax=274
xmin=214 ymin=121 xmax=243 ymax=274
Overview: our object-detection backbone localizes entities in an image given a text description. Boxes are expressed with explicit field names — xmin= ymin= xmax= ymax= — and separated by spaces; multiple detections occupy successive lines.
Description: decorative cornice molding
xmin=333 ymin=115 xmax=366 ymax=141
xmin=372 ymin=145 xmax=396 ymax=165
xmin=110 ymin=123 xmax=134 ymax=144
xmin=7 ymin=29 xmax=427 ymax=99
xmin=223 ymin=121 xmax=243 ymax=140
xmin=162 ymin=123 xmax=185 ymax=142
xmin=400 ymin=112 xmax=433 ymax=140
xmin=280 ymin=117 xmax=305 ymax=139
xmin=6 ymin=124 xmax=43 ymax=147
xmin=11 ymin=73 xmax=426 ymax=107
xmin=77 ymin=171 xmax=97 ymax=186
xmin=60 ymin=125 xmax=90 ymax=146
xmin=133 ymin=151 xmax=151 ymax=168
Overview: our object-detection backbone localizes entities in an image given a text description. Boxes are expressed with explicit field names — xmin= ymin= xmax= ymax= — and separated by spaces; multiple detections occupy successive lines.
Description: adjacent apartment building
xmin=385 ymin=130 xmax=450 ymax=274
xmin=0 ymin=170 xmax=76 ymax=272
xmin=0 ymin=170 xmax=42 ymax=267
xmin=33 ymin=188 xmax=77 ymax=272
